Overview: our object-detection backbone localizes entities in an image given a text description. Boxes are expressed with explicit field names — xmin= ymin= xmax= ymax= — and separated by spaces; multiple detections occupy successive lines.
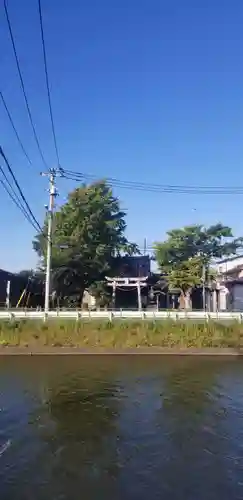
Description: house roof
xmin=0 ymin=269 xmax=14 ymax=279
xmin=217 ymin=254 xmax=243 ymax=264
xmin=222 ymin=277 xmax=243 ymax=285
xmin=223 ymin=263 xmax=243 ymax=274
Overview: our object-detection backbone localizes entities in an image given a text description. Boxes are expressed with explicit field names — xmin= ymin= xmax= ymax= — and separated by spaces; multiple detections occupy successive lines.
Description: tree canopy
xmin=154 ymin=224 xmax=243 ymax=308
xmin=33 ymin=181 xmax=138 ymax=306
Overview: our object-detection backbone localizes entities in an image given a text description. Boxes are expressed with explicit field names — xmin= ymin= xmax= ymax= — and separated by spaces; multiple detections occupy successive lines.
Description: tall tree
xmin=33 ymin=181 xmax=137 ymax=306
xmin=154 ymin=224 xmax=242 ymax=309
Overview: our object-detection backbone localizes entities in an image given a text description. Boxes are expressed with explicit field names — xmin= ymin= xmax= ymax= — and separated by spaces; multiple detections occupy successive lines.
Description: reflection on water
xmin=0 ymin=356 xmax=243 ymax=499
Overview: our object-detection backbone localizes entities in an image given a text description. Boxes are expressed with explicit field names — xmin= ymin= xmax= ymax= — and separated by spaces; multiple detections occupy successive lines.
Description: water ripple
xmin=0 ymin=357 xmax=243 ymax=499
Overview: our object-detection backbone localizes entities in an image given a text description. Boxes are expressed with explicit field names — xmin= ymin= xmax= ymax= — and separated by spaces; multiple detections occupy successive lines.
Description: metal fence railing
xmin=0 ymin=310 xmax=242 ymax=321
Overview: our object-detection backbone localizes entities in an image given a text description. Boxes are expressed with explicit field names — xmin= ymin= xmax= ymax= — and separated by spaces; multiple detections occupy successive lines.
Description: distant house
xmin=110 ymin=255 xmax=151 ymax=278
xmin=216 ymin=255 xmax=243 ymax=277
xmin=0 ymin=269 xmax=27 ymax=308
xmin=106 ymin=255 xmax=151 ymax=309
xmin=81 ymin=255 xmax=151 ymax=311
xmin=0 ymin=269 xmax=44 ymax=309
xmin=217 ymin=255 xmax=243 ymax=311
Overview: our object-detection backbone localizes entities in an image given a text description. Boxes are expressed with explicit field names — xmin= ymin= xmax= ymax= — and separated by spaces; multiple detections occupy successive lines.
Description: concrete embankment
xmin=0 ymin=347 xmax=242 ymax=356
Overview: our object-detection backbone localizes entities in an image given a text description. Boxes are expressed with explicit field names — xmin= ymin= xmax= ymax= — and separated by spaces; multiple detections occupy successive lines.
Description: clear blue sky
xmin=1 ymin=0 xmax=243 ymax=271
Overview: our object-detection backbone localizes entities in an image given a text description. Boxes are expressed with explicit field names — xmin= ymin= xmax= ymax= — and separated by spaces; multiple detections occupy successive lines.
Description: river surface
xmin=0 ymin=356 xmax=243 ymax=499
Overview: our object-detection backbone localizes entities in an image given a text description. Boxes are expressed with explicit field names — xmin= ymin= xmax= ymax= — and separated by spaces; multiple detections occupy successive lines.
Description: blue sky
xmin=1 ymin=0 xmax=243 ymax=271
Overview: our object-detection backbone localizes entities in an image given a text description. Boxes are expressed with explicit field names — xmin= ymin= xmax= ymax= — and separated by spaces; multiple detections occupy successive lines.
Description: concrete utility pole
xmin=42 ymin=169 xmax=57 ymax=313
xmin=5 ymin=280 xmax=11 ymax=309
xmin=202 ymin=263 xmax=206 ymax=311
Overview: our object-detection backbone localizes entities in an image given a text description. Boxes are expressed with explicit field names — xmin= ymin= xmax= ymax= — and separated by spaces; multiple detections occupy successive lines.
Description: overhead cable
xmin=0 ymin=90 xmax=33 ymax=167
xmin=0 ymin=162 xmax=39 ymax=228
xmin=0 ymin=174 xmax=40 ymax=231
xmin=62 ymin=169 xmax=243 ymax=195
xmin=4 ymin=0 xmax=48 ymax=168
xmin=38 ymin=0 xmax=60 ymax=166
xmin=0 ymin=146 xmax=42 ymax=232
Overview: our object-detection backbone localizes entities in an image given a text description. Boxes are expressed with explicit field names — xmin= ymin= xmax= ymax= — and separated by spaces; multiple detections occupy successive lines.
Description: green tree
xmin=154 ymin=224 xmax=242 ymax=309
xmin=33 ymin=181 xmax=138 ymax=306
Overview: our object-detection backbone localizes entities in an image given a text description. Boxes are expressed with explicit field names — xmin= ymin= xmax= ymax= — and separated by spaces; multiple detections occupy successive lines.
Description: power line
xmin=4 ymin=0 xmax=48 ymax=169
xmin=0 ymin=90 xmax=33 ymax=167
xmin=0 ymin=161 xmax=34 ymax=223
xmin=0 ymin=146 xmax=43 ymax=232
xmin=0 ymin=162 xmax=38 ymax=228
xmin=62 ymin=169 xmax=243 ymax=195
xmin=63 ymin=169 xmax=243 ymax=193
xmin=0 ymin=149 xmax=52 ymax=243
xmin=0 ymin=174 xmax=40 ymax=231
xmin=38 ymin=0 xmax=60 ymax=167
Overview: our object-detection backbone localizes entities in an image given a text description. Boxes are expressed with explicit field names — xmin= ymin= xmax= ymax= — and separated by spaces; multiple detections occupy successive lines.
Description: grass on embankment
xmin=0 ymin=320 xmax=243 ymax=348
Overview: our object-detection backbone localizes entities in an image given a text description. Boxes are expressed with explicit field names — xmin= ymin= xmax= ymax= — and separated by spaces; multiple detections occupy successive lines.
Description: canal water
xmin=0 ymin=356 xmax=243 ymax=499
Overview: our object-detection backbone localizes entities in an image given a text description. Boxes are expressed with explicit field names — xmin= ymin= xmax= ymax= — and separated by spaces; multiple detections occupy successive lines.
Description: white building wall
xmin=218 ymin=286 xmax=228 ymax=311
xmin=82 ymin=290 xmax=96 ymax=309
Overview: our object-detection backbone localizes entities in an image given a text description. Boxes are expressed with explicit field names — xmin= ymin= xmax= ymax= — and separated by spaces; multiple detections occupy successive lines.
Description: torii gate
xmin=105 ymin=276 xmax=148 ymax=310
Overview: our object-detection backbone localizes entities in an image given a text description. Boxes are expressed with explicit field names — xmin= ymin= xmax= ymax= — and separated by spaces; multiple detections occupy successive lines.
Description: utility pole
xmin=143 ymin=237 xmax=147 ymax=256
xmin=202 ymin=263 xmax=206 ymax=311
xmin=5 ymin=280 xmax=11 ymax=309
xmin=42 ymin=169 xmax=57 ymax=313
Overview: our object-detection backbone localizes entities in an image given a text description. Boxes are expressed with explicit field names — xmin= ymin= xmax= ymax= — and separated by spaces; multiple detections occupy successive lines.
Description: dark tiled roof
xmin=223 ymin=277 xmax=243 ymax=285
xmin=217 ymin=254 xmax=243 ymax=264
xmin=0 ymin=269 xmax=13 ymax=278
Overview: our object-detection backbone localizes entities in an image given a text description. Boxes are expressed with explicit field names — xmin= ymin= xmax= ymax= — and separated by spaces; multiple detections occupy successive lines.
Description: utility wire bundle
xmin=1 ymin=1 xmax=243 ymax=315
xmin=61 ymin=169 xmax=243 ymax=196
xmin=0 ymin=146 xmax=42 ymax=233
xmin=0 ymin=0 xmax=60 ymax=235
xmin=1 ymin=0 xmax=243 ymax=246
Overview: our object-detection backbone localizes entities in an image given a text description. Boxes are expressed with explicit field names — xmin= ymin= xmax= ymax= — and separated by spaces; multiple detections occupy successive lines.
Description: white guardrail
xmin=0 ymin=310 xmax=242 ymax=321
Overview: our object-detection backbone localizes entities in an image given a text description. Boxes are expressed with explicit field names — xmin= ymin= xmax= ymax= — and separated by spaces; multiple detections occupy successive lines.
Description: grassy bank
xmin=0 ymin=320 xmax=243 ymax=349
